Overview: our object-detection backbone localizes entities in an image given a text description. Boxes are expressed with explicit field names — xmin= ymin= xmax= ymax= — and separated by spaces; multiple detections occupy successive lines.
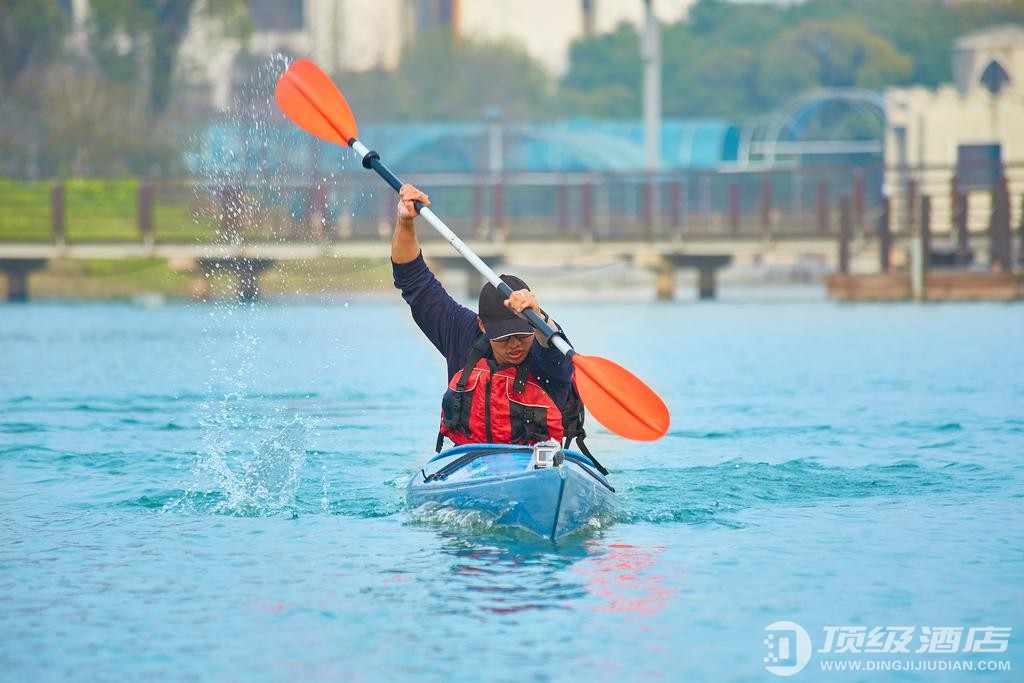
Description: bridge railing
xmin=1 ymin=163 xmax=1020 ymax=245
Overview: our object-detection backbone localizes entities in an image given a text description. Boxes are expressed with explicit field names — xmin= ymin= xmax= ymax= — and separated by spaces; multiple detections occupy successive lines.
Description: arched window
xmin=980 ymin=60 xmax=1011 ymax=95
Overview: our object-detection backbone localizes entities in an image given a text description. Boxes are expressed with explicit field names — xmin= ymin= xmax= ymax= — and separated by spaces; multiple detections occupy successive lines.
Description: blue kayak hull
xmin=406 ymin=445 xmax=616 ymax=539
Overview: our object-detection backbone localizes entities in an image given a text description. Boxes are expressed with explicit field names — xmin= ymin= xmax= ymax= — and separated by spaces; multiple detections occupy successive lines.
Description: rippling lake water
xmin=1 ymin=298 xmax=1022 ymax=682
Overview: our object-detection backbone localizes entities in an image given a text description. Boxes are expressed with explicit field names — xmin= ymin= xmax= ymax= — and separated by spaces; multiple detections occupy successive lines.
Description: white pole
xmin=642 ymin=0 xmax=661 ymax=172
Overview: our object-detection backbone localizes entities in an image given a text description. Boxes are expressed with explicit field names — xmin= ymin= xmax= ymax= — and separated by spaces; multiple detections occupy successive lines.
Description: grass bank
xmin=16 ymin=257 xmax=394 ymax=301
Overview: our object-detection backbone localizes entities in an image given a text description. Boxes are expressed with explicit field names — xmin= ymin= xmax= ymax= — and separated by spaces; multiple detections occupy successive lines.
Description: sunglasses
xmin=491 ymin=333 xmax=534 ymax=345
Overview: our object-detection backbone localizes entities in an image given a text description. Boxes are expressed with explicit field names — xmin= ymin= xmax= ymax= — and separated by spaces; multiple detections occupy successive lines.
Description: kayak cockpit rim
xmin=421 ymin=444 xmax=615 ymax=493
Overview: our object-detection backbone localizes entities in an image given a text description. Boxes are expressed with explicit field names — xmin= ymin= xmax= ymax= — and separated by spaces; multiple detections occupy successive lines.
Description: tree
xmin=339 ymin=30 xmax=554 ymax=122
xmin=675 ymin=46 xmax=762 ymax=117
xmin=558 ymin=0 xmax=1024 ymax=121
xmin=559 ymin=23 xmax=642 ymax=117
xmin=0 ymin=61 xmax=181 ymax=176
xmin=86 ymin=0 xmax=249 ymax=117
xmin=687 ymin=0 xmax=786 ymax=47
xmin=758 ymin=21 xmax=912 ymax=103
xmin=0 ymin=0 xmax=67 ymax=89
xmin=793 ymin=0 xmax=953 ymax=87
xmin=402 ymin=31 xmax=553 ymax=121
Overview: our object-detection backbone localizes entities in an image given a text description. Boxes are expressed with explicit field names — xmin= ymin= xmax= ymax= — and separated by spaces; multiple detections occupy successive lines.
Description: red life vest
xmin=439 ymin=356 xmax=564 ymax=447
xmin=434 ymin=333 xmax=609 ymax=475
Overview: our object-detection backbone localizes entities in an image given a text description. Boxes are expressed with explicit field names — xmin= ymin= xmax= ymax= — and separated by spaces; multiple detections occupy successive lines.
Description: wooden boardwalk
xmin=0 ymin=235 xmax=849 ymax=301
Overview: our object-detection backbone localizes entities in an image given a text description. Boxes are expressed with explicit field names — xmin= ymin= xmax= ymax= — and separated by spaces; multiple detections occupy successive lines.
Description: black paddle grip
xmin=523 ymin=307 xmax=556 ymax=338
xmin=365 ymin=154 xmax=428 ymax=214
xmin=363 ymin=153 xmax=404 ymax=193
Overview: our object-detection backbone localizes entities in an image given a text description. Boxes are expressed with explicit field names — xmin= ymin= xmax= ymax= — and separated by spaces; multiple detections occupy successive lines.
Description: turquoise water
xmin=1 ymin=299 xmax=1022 ymax=682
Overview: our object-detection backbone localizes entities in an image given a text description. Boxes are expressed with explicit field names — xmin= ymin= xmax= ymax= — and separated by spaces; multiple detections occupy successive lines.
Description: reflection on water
xmin=425 ymin=530 xmax=677 ymax=618
xmin=575 ymin=543 xmax=678 ymax=617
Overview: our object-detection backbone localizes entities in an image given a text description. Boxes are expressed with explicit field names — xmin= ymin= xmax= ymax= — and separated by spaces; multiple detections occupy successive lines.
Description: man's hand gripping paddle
xmin=275 ymin=59 xmax=670 ymax=441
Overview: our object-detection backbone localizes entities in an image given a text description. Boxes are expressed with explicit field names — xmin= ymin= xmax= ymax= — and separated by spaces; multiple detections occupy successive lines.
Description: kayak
xmin=406 ymin=441 xmax=617 ymax=539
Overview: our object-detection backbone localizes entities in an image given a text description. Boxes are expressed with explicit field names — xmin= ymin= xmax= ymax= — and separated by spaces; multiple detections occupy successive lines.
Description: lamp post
xmin=642 ymin=0 xmax=661 ymax=172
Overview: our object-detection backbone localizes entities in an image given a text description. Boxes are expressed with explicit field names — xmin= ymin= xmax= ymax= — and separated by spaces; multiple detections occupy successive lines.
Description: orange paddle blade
xmin=275 ymin=58 xmax=358 ymax=146
xmin=572 ymin=354 xmax=670 ymax=441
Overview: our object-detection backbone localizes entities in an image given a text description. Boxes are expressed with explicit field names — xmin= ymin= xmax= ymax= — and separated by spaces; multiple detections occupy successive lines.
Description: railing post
xmin=700 ymin=174 xmax=711 ymax=235
xmin=557 ymin=181 xmax=569 ymax=237
xmin=669 ymin=180 xmax=683 ymax=238
xmin=641 ymin=178 xmax=653 ymax=238
xmin=217 ymin=185 xmax=243 ymax=239
xmin=138 ymin=181 xmax=154 ymax=246
xmin=815 ymin=182 xmax=829 ymax=234
xmin=52 ymin=182 xmax=65 ymax=246
xmin=759 ymin=178 xmax=772 ymax=236
xmin=1019 ymin=195 xmax=1024 ymax=267
xmin=911 ymin=195 xmax=931 ymax=302
xmin=728 ymin=181 xmax=740 ymax=234
xmin=317 ymin=183 xmax=333 ymax=241
xmin=581 ymin=181 xmax=593 ymax=241
xmin=989 ymin=175 xmax=1011 ymax=272
xmin=921 ymin=195 xmax=932 ymax=273
xmin=906 ymin=177 xmax=917 ymax=236
xmin=878 ymin=196 xmax=891 ymax=273
xmin=952 ymin=177 xmax=970 ymax=266
xmin=838 ymin=196 xmax=851 ymax=274
xmin=853 ymin=168 xmax=865 ymax=234
xmin=473 ymin=183 xmax=485 ymax=238
xmin=493 ymin=178 xmax=505 ymax=240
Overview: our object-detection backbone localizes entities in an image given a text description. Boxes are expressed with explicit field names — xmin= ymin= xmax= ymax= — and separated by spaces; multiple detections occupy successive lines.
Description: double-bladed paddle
xmin=275 ymin=59 xmax=670 ymax=441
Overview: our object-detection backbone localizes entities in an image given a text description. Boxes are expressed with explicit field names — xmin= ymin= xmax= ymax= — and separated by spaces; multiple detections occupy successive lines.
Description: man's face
xmin=488 ymin=332 xmax=534 ymax=365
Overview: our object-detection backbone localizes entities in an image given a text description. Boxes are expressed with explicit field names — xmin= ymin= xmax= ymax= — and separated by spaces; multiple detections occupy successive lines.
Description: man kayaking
xmin=391 ymin=183 xmax=576 ymax=451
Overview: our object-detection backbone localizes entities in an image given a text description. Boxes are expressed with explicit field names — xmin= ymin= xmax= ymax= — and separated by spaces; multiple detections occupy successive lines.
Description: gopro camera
xmin=531 ymin=440 xmax=563 ymax=469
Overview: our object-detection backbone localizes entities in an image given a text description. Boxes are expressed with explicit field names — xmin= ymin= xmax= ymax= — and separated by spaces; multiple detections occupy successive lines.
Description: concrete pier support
xmin=652 ymin=253 xmax=732 ymax=301
xmin=193 ymin=258 xmax=277 ymax=301
xmin=426 ymin=255 xmax=506 ymax=299
xmin=697 ymin=267 xmax=718 ymax=300
xmin=0 ymin=259 xmax=48 ymax=302
xmin=655 ymin=260 xmax=676 ymax=300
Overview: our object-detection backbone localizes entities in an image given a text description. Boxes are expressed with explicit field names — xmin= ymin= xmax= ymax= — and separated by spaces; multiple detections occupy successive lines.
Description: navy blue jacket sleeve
xmin=392 ymin=252 xmax=479 ymax=378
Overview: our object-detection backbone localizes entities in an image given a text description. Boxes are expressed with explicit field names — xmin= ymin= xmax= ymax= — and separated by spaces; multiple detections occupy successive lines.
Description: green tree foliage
xmin=337 ymin=31 xmax=553 ymax=122
xmin=559 ymin=23 xmax=642 ymax=117
xmin=1 ymin=0 xmax=250 ymax=176
xmin=87 ymin=0 xmax=249 ymax=117
xmin=0 ymin=0 xmax=67 ymax=88
xmin=561 ymin=0 xmax=1024 ymax=118
xmin=0 ymin=63 xmax=179 ymax=176
xmin=759 ymin=21 xmax=912 ymax=93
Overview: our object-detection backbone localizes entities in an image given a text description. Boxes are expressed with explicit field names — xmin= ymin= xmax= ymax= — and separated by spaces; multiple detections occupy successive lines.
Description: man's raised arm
xmin=391 ymin=184 xmax=430 ymax=264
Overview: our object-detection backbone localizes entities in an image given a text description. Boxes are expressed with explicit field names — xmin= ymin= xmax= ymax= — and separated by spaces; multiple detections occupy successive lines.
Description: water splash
xmin=407 ymin=502 xmax=505 ymax=535
xmin=171 ymin=419 xmax=307 ymax=516
xmin=405 ymin=501 xmax=615 ymax=540
xmin=185 ymin=52 xmax=370 ymax=290
xmin=174 ymin=56 xmax=331 ymax=516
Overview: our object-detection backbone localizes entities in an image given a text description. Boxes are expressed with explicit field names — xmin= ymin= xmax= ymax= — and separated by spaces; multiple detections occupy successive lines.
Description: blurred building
xmin=180 ymin=0 xmax=693 ymax=109
xmin=885 ymin=24 xmax=1024 ymax=233
xmin=456 ymin=0 xmax=692 ymax=75
xmin=61 ymin=0 xmax=692 ymax=113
